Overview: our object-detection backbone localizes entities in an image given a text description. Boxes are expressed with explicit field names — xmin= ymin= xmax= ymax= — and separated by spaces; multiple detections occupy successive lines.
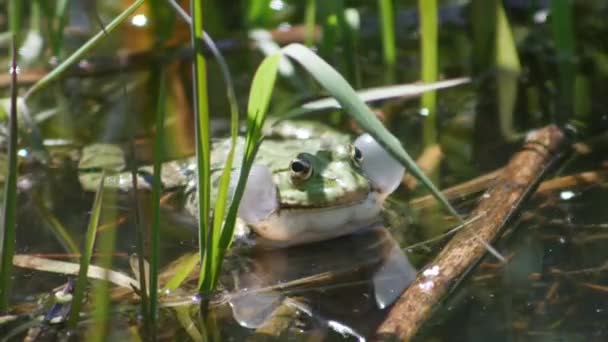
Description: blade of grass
xmin=163 ymin=253 xmax=199 ymax=292
xmin=215 ymin=54 xmax=282 ymax=286
xmin=124 ymin=77 xmax=150 ymax=335
xmin=167 ymin=0 xmax=243 ymax=295
xmin=378 ymin=0 xmax=396 ymax=82
xmin=550 ymin=0 xmax=575 ymax=125
xmin=175 ymin=306 xmax=204 ymax=342
xmin=67 ymin=172 xmax=106 ymax=329
xmin=278 ymin=78 xmax=470 ymax=120
xmin=282 ymin=43 xmax=462 ymax=221
xmin=189 ymin=0 xmax=212 ymax=294
xmin=13 ymin=254 xmax=138 ymax=289
xmin=149 ymin=71 xmax=167 ymax=327
xmin=34 ymin=197 xmax=80 ymax=256
xmin=305 ymin=0 xmax=317 ymax=46
xmin=87 ymin=191 xmax=118 ymax=342
xmin=495 ymin=1 xmax=522 ymax=140
xmin=418 ymin=0 xmax=438 ymax=146
xmin=8 ymin=0 xmax=22 ymax=45
xmin=0 ymin=37 xmax=19 ymax=312
xmin=24 ymin=0 xmax=146 ymax=98
xmin=50 ymin=0 xmax=71 ymax=57
xmin=339 ymin=4 xmax=360 ymax=87
xmin=247 ymin=0 xmax=271 ymax=26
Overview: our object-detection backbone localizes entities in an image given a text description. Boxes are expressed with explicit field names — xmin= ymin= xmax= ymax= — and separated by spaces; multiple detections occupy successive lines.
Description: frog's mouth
xmin=250 ymin=191 xmax=384 ymax=246
xmin=276 ymin=187 xmax=373 ymax=210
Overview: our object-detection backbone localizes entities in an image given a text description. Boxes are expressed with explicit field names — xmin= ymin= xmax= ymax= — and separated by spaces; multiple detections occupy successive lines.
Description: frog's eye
xmin=289 ymin=158 xmax=312 ymax=181
xmin=350 ymin=145 xmax=364 ymax=165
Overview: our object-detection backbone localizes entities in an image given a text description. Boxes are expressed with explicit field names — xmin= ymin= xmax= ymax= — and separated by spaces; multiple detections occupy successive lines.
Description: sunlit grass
xmin=419 ymin=0 xmax=438 ymax=146
xmin=189 ymin=0 xmax=213 ymax=299
xmin=495 ymin=1 xmax=522 ymax=140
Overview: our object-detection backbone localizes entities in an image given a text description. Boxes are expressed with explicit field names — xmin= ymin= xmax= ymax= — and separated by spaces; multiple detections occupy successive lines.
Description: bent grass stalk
xmin=25 ymin=0 xmax=146 ymax=98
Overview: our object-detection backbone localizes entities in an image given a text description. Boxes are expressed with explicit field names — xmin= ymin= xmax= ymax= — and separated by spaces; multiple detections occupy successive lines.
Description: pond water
xmin=2 ymin=0 xmax=608 ymax=341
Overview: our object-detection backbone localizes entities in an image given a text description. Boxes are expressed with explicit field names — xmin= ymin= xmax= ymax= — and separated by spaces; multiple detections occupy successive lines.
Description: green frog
xmin=78 ymin=121 xmax=405 ymax=246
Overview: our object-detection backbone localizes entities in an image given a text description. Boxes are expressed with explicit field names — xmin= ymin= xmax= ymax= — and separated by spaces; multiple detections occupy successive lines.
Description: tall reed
xmin=0 ymin=38 xmax=19 ymax=313
xmin=418 ymin=0 xmax=438 ymax=146
xmin=378 ymin=0 xmax=396 ymax=82
xmin=67 ymin=174 xmax=106 ymax=329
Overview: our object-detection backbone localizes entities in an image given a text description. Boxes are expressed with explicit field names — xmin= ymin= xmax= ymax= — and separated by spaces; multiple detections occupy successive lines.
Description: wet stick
xmin=375 ymin=125 xmax=567 ymax=341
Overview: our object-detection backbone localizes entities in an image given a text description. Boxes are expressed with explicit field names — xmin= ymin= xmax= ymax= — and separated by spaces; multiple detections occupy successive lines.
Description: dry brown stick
xmin=375 ymin=125 xmax=566 ymax=341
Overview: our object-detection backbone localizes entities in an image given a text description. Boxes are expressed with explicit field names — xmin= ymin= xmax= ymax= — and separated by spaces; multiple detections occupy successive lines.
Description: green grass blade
xmin=305 ymin=0 xmax=317 ymax=46
xmin=206 ymin=137 xmax=235 ymax=291
xmin=163 ymin=253 xmax=199 ymax=291
xmin=215 ymin=53 xmax=282 ymax=283
xmin=167 ymin=0 xmax=242 ymax=295
xmin=418 ymin=0 xmax=438 ymax=146
xmin=551 ymin=0 xmax=575 ymax=124
xmin=87 ymin=190 xmax=117 ymax=342
xmin=378 ymin=0 xmax=396 ymax=82
xmin=67 ymin=172 xmax=106 ymax=329
xmin=247 ymin=0 xmax=271 ymax=26
xmin=190 ymin=0 xmax=212 ymax=293
xmin=50 ymin=0 xmax=71 ymax=57
xmin=278 ymin=78 xmax=470 ymax=120
xmin=25 ymin=0 xmax=146 ymax=98
xmin=148 ymin=72 xmax=167 ymax=329
xmin=35 ymin=198 xmax=80 ymax=256
xmin=282 ymin=44 xmax=462 ymax=222
xmin=175 ymin=306 xmax=204 ymax=341
xmin=495 ymin=1 xmax=522 ymax=140
xmin=0 ymin=38 xmax=19 ymax=312
xmin=8 ymin=0 xmax=22 ymax=45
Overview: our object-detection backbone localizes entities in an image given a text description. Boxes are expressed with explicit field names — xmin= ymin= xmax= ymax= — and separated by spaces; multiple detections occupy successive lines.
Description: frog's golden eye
xmin=350 ymin=145 xmax=364 ymax=165
xmin=290 ymin=158 xmax=312 ymax=181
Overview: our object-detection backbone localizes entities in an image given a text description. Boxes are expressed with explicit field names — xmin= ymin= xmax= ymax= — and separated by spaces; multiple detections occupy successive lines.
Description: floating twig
xmin=376 ymin=125 xmax=566 ymax=341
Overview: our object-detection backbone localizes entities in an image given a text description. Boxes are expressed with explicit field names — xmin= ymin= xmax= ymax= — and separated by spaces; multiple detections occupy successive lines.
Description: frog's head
xmin=238 ymin=133 xmax=405 ymax=246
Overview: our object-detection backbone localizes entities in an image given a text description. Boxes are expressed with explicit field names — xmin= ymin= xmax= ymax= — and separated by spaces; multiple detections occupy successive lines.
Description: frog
xmin=78 ymin=121 xmax=405 ymax=247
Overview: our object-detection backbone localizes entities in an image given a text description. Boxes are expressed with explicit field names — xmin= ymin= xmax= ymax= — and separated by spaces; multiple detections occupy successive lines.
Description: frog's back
xmin=210 ymin=133 xmax=350 ymax=173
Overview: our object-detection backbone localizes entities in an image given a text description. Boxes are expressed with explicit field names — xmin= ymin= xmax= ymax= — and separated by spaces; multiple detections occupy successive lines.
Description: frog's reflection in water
xmin=225 ymin=226 xmax=415 ymax=337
